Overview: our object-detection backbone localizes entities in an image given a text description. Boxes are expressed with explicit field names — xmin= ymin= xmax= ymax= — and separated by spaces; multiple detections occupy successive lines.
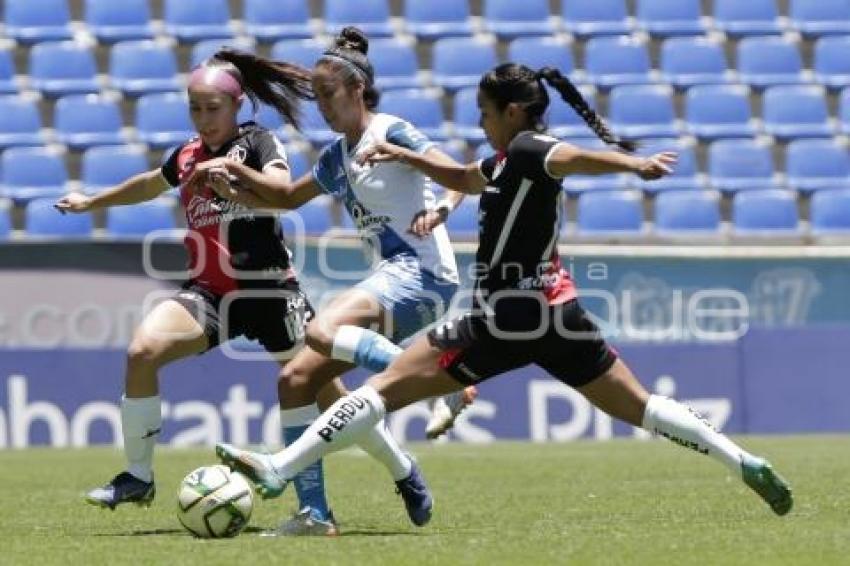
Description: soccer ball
xmin=176 ymin=464 xmax=254 ymax=538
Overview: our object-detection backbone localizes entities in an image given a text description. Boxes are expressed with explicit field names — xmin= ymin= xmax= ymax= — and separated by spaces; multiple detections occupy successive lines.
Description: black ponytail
xmin=319 ymin=26 xmax=381 ymax=110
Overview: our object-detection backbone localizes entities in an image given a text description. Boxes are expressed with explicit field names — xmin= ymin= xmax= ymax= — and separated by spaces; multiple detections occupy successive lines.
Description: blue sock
xmin=331 ymin=325 xmax=402 ymax=373
xmin=283 ymin=424 xmax=331 ymax=521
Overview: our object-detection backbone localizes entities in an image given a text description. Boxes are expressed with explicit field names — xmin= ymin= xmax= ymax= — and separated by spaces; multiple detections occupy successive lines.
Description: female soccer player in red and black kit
xmin=55 ymin=49 xmax=315 ymax=509
xmin=217 ymin=63 xmax=793 ymax=518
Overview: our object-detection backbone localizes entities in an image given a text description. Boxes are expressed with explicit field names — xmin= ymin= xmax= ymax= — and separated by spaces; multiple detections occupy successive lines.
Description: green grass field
xmin=1 ymin=436 xmax=847 ymax=566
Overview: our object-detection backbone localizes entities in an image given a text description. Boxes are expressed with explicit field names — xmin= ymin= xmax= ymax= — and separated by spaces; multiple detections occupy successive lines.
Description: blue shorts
xmin=355 ymin=255 xmax=458 ymax=343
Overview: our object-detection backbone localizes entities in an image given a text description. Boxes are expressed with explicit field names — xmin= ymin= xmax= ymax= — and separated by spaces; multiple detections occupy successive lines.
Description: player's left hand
xmin=185 ymin=157 xmax=235 ymax=192
xmin=358 ymin=142 xmax=409 ymax=167
xmin=408 ymin=208 xmax=448 ymax=238
xmin=206 ymin=166 xmax=239 ymax=200
xmin=636 ymin=152 xmax=677 ymax=181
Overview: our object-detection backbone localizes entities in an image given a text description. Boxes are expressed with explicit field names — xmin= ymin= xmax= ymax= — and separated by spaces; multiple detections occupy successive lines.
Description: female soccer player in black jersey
xmin=217 ymin=63 xmax=793 ymax=517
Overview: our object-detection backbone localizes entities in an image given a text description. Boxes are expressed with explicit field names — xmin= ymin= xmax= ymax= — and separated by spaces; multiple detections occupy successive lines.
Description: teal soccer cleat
xmin=741 ymin=455 xmax=793 ymax=516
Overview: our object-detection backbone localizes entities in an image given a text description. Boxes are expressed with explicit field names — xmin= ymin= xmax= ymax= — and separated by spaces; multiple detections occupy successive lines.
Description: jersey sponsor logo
xmin=347 ymin=200 xmax=391 ymax=235
xmin=186 ymin=194 xmax=254 ymax=228
xmin=226 ymin=144 xmax=247 ymax=163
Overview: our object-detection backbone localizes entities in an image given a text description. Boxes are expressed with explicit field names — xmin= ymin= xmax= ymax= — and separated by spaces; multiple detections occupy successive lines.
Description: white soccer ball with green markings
xmin=177 ymin=464 xmax=254 ymax=538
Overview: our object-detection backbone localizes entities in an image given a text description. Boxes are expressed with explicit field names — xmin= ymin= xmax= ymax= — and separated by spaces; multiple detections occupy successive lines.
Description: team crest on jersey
xmin=227 ymin=144 xmax=247 ymax=163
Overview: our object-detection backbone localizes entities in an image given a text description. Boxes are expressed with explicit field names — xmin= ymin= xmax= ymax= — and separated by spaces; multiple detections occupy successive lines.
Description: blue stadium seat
xmin=608 ymin=85 xmax=680 ymax=139
xmin=163 ymin=0 xmax=233 ymax=43
xmin=452 ymin=87 xmax=485 ymax=144
xmin=762 ymin=85 xmax=834 ymax=140
xmin=737 ymin=37 xmax=805 ymax=89
xmin=29 ymin=42 xmax=100 ymax=97
xmin=577 ymin=190 xmax=644 ymax=236
xmin=380 ymin=90 xmax=448 ymax=141
xmin=81 ymin=145 xmax=149 ymax=190
xmin=282 ymin=197 xmax=333 ymax=235
xmin=432 ymin=38 xmax=498 ymax=91
xmin=403 ymin=0 xmax=473 ymax=40
xmin=0 ymin=200 xmax=11 ymax=239
xmin=507 ymin=37 xmax=574 ymax=78
xmin=636 ymin=0 xmax=707 ymax=37
xmin=189 ymin=40 xmax=255 ymax=70
xmin=732 ymin=189 xmax=800 ymax=234
xmin=437 ymin=141 xmax=465 ymax=165
xmin=243 ymin=0 xmax=312 ymax=42
xmin=561 ymin=138 xmax=630 ymax=195
xmin=4 ymin=0 xmax=73 ymax=44
xmin=26 ymin=197 xmax=93 ymax=237
xmin=654 ymin=190 xmax=721 ymax=234
xmin=106 ymin=199 xmax=176 ymax=236
xmin=135 ymin=93 xmax=195 ymax=149
xmin=482 ymin=0 xmax=556 ymax=39
xmin=238 ymin=103 xmax=286 ymax=133
xmin=713 ymin=0 xmax=783 ymax=37
xmin=810 ymin=188 xmax=850 ymax=235
xmin=635 ymin=139 xmax=703 ymax=192
xmin=685 ymin=84 xmax=757 ymax=140
xmin=0 ymin=50 xmax=17 ymax=94
xmin=54 ymin=95 xmax=127 ymax=150
xmin=785 ymin=139 xmax=850 ymax=192
xmin=85 ymin=0 xmax=154 ymax=43
xmin=444 ymin=196 xmax=479 ymax=239
xmin=369 ymin=39 xmax=422 ymax=90
xmin=2 ymin=148 xmax=68 ymax=205
xmin=0 ymin=96 xmax=46 ymax=149
xmin=270 ymin=39 xmax=327 ymax=69
xmin=813 ymin=36 xmax=850 ymax=90
xmin=789 ymin=0 xmax=850 ymax=37
xmin=324 ymin=0 xmax=393 ymax=38
xmin=110 ymin=41 xmax=181 ymax=96
xmin=300 ymin=102 xmax=336 ymax=147
xmin=561 ymin=0 xmax=632 ymax=37
xmin=545 ymin=85 xmax=598 ymax=139
xmin=660 ymin=37 xmax=731 ymax=89
xmin=708 ymin=139 xmax=778 ymax=193
xmin=583 ymin=36 xmax=654 ymax=89
xmin=841 ymin=88 xmax=850 ymax=134
xmin=286 ymin=146 xmax=311 ymax=179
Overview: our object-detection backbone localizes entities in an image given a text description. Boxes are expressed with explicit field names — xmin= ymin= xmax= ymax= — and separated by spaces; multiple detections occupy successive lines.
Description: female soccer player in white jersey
xmin=187 ymin=27 xmax=475 ymax=535
xmin=215 ymin=63 xmax=793 ymax=519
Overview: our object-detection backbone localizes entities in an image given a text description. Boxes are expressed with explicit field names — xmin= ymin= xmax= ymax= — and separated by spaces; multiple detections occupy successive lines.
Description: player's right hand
xmin=54 ymin=192 xmax=93 ymax=213
xmin=358 ymin=142 xmax=409 ymax=167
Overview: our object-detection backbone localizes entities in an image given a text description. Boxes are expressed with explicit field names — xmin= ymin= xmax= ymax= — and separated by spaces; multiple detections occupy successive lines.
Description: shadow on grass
xmin=95 ymin=526 xmax=426 ymax=538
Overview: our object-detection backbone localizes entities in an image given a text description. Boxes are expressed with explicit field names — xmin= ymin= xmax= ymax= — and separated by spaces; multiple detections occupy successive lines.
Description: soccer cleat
xmin=85 ymin=471 xmax=156 ymax=510
xmin=741 ymin=455 xmax=793 ymax=516
xmin=265 ymin=506 xmax=340 ymax=537
xmin=425 ymin=385 xmax=478 ymax=440
xmin=395 ymin=457 xmax=433 ymax=526
xmin=214 ymin=443 xmax=288 ymax=499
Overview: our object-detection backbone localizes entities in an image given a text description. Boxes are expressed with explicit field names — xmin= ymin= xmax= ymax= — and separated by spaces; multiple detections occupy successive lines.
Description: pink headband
xmin=188 ymin=67 xmax=243 ymax=99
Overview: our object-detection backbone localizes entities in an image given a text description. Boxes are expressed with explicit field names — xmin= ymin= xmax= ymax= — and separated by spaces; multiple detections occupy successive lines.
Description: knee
xmin=278 ymin=360 xmax=312 ymax=394
xmin=126 ymin=336 xmax=165 ymax=370
xmin=304 ymin=319 xmax=335 ymax=357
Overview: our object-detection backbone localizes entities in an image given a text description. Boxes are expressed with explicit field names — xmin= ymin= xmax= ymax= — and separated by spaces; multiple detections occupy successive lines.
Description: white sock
xmin=121 ymin=395 xmax=161 ymax=482
xmin=642 ymin=395 xmax=749 ymax=477
xmin=270 ymin=385 xmax=386 ymax=479
xmin=359 ymin=421 xmax=413 ymax=481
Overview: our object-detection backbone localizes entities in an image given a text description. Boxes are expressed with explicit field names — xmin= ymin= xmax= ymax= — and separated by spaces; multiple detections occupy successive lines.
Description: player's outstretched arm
xmin=547 ymin=143 xmax=677 ymax=180
xmin=54 ymin=169 xmax=170 ymax=213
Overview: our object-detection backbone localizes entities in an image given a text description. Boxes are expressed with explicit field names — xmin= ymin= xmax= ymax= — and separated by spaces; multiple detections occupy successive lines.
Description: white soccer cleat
xmin=425 ymin=386 xmax=478 ymax=440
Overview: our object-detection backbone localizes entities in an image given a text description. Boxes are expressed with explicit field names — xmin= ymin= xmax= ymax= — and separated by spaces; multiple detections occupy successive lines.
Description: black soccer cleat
xmin=85 ymin=471 xmax=156 ymax=510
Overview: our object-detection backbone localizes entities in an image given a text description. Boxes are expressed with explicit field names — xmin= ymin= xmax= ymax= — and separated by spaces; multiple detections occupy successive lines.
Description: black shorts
xmin=427 ymin=298 xmax=617 ymax=388
xmin=173 ymin=279 xmax=314 ymax=355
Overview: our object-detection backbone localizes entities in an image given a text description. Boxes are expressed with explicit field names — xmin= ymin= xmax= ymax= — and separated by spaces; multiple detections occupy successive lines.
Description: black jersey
xmin=161 ymin=122 xmax=294 ymax=295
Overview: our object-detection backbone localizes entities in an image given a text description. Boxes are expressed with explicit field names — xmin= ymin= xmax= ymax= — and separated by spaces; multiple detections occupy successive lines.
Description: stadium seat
xmin=437 ymin=141 xmax=465 ymax=165
xmin=713 ymin=0 xmax=783 ymax=36
xmin=270 ymin=39 xmax=327 ymax=70
xmin=583 ymin=36 xmax=654 ymax=89
xmin=403 ymin=0 xmax=473 ymax=40
xmin=635 ymin=139 xmax=703 ymax=192
xmin=482 ymin=0 xmax=556 ymax=39
xmin=163 ymin=0 xmax=233 ymax=43
xmin=26 ymin=197 xmax=92 ymax=237
xmin=4 ymin=0 xmax=73 ymax=44
xmin=379 ymin=90 xmax=448 ymax=141
xmin=243 ymin=0 xmax=312 ymax=42
xmin=2 ymin=148 xmax=68 ymax=205
xmin=635 ymin=0 xmax=707 ymax=37
xmin=785 ymin=139 xmax=850 ymax=192
xmin=0 ymin=50 xmax=17 ymax=94
xmin=561 ymin=138 xmax=631 ymax=195
xmin=300 ymin=102 xmax=336 ymax=146
xmin=577 ymin=190 xmax=644 ymax=236
xmin=0 ymin=96 xmax=47 ymax=149
xmin=238 ymin=103 xmax=285 ymax=132
xmin=54 ymin=95 xmax=127 ymax=150
xmin=813 ymin=36 xmax=850 ymax=90
xmin=545 ymin=85 xmax=599 ymax=139
xmin=841 ymin=88 xmax=850 ymax=134
xmin=452 ymin=87 xmax=485 ymax=144
xmin=432 ymin=38 xmax=498 ymax=92
xmin=81 ymin=146 xmax=149 ymax=190
xmin=444 ymin=196 xmax=479 ymax=239
xmin=737 ymin=37 xmax=805 ymax=89
xmin=507 ymin=37 xmax=574 ymax=78
xmin=84 ymin=0 xmax=154 ymax=43
xmin=732 ymin=189 xmax=800 ymax=234
xmin=109 ymin=41 xmax=181 ymax=96
xmin=189 ymin=40 xmax=255 ymax=70
xmin=660 ymin=37 xmax=732 ymax=89
xmin=323 ymin=0 xmax=393 ymax=38
xmin=28 ymin=42 xmax=100 ymax=97
xmin=789 ymin=0 xmax=850 ymax=37
xmin=762 ymin=85 xmax=834 ymax=140
xmin=708 ymin=139 xmax=778 ymax=193
xmin=561 ymin=0 xmax=632 ymax=37
xmin=608 ymin=85 xmax=680 ymax=139
xmin=286 ymin=146 xmax=311 ymax=179
xmin=810 ymin=188 xmax=850 ymax=234
xmin=281 ymin=197 xmax=333 ymax=236
xmin=135 ymin=93 xmax=195 ymax=149
xmin=106 ymin=199 xmax=176 ymax=237
xmin=369 ymin=39 xmax=422 ymax=90
xmin=685 ymin=84 xmax=757 ymax=141
xmin=654 ymin=190 xmax=721 ymax=234
xmin=0 ymin=200 xmax=11 ymax=239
